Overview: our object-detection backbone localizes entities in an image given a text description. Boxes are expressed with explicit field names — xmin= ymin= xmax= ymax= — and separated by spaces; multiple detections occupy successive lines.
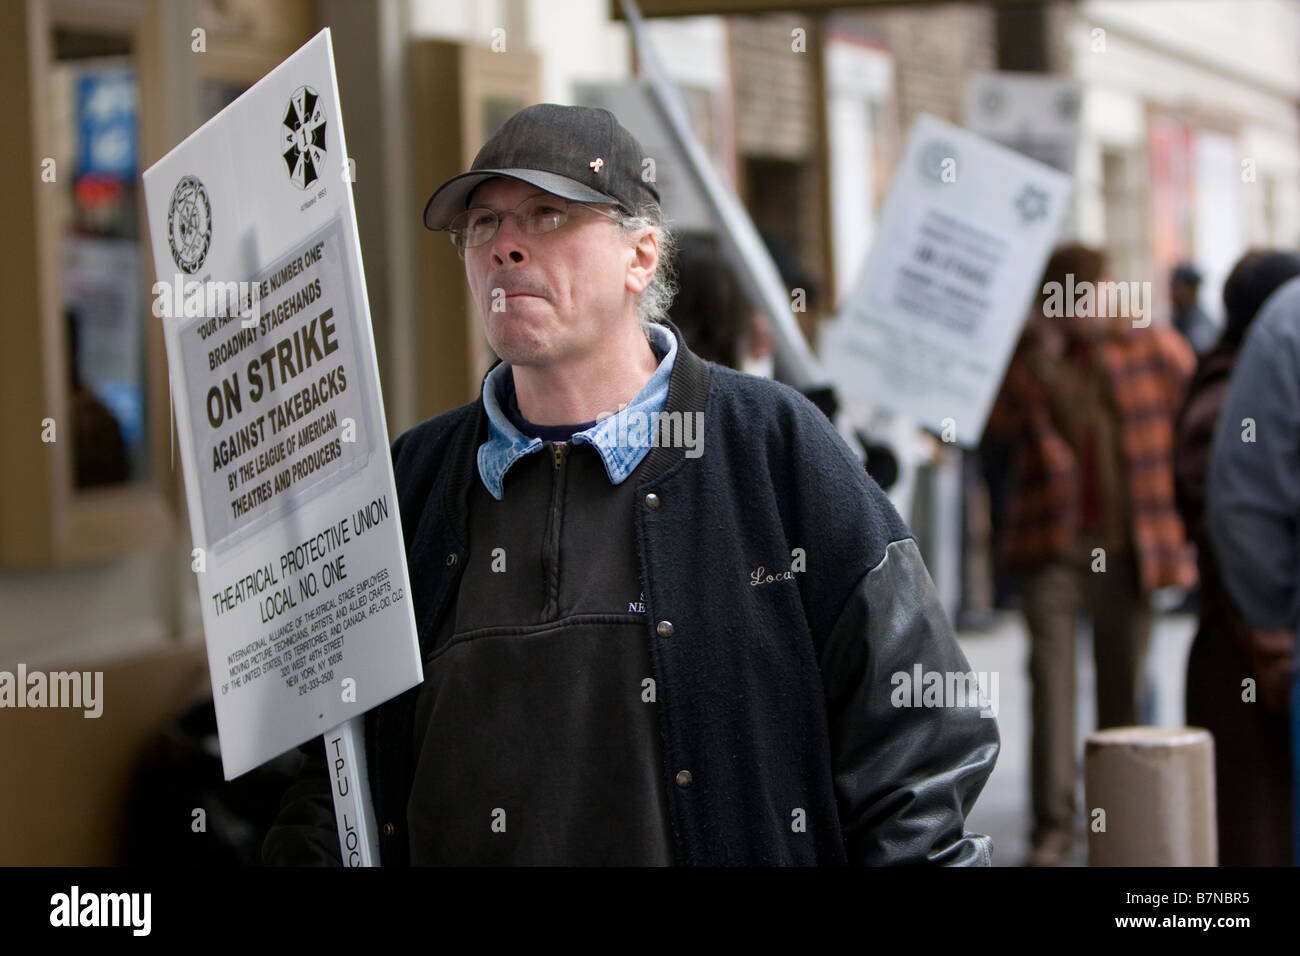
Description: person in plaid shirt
xmin=986 ymin=243 xmax=1196 ymax=866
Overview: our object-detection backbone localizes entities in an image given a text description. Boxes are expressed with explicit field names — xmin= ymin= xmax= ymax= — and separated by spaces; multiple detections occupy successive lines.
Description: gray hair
xmin=619 ymin=204 xmax=677 ymax=334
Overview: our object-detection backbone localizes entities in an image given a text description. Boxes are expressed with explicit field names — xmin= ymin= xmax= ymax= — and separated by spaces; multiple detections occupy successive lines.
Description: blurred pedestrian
xmin=1205 ymin=264 xmax=1300 ymax=866
xmin=987 ymin=243 xmax=1196 ymax=866
xmin=667 ymin=231 xmax=759 ymax=371
xmin=66 ymin=309 xmax=129 ymax=487
xmin=1171 ymin=263 xmax=1219 ymax=356
xmin=760 ymin=230 xmax=824 ymax=350
xmin=669 ymin=232 xmax=897 ymax=489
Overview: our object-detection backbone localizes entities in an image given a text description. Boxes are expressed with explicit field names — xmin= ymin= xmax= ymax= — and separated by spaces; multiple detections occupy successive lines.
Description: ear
xmin=624 ymin=225 xmax=658 ymax=295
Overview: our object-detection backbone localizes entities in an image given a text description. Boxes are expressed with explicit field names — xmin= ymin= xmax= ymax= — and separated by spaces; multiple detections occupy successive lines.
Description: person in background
xmin=669 ymin=232 xmax=896 ymax=491
xmin=666 ymin=232 xmax=754 ymax=370
xmin=668 ymin=231 xmax=820 ymax=381
xmin=1206 ymin=266 xmax=1300 ymax=867
xmin=986 ymin=243 xmax=1196 ymax=866
xmin=760 ymin=230 xmax=824 ymax=353
xmin=1176 ymin=248 xmax=1300 ymax=867
xmin=66 ymin=309 xmax=129 ymax=487
xmin=1171 ymin=263 xmax=1219 ymax=356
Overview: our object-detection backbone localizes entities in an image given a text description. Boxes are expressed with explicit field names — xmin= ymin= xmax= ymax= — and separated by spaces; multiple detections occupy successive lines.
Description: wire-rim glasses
xmin=447 ymin=194 xmax=623 ymax=251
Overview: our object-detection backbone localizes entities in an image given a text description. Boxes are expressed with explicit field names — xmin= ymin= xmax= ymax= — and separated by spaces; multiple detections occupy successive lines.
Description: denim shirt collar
xmin=476 ymin=322 xmax=678 ymax=500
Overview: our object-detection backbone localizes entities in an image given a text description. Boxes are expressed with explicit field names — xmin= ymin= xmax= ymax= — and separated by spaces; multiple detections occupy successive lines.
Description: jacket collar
xmin=475 ymin=322 xmax=680 ymax=500
xmin=436 ymin=319 xmax=710 ymax=546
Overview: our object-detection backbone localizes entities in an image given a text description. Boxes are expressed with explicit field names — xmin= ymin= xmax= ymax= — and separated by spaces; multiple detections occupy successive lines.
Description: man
xmin=1179 ymin=252 xmax=1300 ymax=866
xmin=1171 ymin=263 xmax=1219 ymax=356
xmin=986 ymin=244 xmax=1195 ymax=866
xmin=1206 ymin=274 xmax=1300 ymax=865
xmin=264 ymin=103 xmax=998 ymax=866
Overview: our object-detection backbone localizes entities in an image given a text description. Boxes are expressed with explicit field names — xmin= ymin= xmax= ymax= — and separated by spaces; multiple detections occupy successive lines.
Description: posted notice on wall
xmin=821 ymin=114 xmax=1073 ymax=447
xmin=142 ymin=29 xmax=421 ymax=780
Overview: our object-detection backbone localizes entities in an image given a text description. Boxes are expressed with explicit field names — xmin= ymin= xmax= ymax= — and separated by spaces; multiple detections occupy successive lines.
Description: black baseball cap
xmin=422 ymin=103 xmax=660 ymax=230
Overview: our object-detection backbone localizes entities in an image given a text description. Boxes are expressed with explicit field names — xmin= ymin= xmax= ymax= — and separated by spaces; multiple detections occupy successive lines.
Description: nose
xmin=489 ymin=212 xmax=529 ymax=265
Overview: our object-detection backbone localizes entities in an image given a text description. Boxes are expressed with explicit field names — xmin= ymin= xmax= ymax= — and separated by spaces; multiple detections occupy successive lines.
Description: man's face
xmin=462 ymin=177 xmax=652 ymax=369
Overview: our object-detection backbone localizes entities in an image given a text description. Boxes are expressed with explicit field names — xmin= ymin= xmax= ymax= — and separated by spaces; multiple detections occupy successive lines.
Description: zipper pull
xmin=553 ymin=442 xmax=566 ymax=470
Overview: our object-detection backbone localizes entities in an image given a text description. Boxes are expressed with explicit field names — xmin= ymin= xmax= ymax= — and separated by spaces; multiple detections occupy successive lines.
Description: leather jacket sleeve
xmin=819 ymin=537 xmax=1000 ymax=865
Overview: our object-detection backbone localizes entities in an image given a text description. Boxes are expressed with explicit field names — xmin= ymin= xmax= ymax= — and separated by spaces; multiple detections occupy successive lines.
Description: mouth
xmin=489 ymin=274 xmax=549 ymax=300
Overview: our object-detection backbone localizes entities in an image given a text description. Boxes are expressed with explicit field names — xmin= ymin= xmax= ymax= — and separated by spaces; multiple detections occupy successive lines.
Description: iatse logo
xmin=283 ymin=85 xmax=327 ymax=189
xmin=50 ymin=886 xmax=151 ymax=936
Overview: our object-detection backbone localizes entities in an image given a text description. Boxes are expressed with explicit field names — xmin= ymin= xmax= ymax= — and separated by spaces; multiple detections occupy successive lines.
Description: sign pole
xmin=620 ymin=0 xmax=826 ymax=395
xmin=324 ymin=717 xmax=380 ymax=866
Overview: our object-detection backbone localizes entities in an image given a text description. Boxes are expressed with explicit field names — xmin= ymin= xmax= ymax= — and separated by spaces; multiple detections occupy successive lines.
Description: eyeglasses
xmin=447 ymin=194 xmax=623 ymax=251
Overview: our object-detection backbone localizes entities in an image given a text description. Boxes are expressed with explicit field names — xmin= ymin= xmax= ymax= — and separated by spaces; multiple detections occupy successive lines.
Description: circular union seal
xmin=282 ymin=85 xmax=327 ymax=190
xmin=167 ymin=175 xmax=212 ymax=275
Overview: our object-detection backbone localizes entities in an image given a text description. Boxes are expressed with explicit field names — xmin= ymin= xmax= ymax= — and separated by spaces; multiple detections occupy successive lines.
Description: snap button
xmin=675 ymin=770 xmax=692 ymax=788
xmin=382 ymin=822 xmax=395 ymax=837
xmin=656 ymin=620 xmax=673 ymax=638
xmin=644 ymin=493 xmax=660 ymax=510
xmin=445 ymin=553 xmax=458 ymax=567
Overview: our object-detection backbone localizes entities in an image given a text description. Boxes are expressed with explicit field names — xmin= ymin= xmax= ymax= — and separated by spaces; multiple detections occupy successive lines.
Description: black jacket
xmin=263 ymin=321 xmax=1000 ymax=865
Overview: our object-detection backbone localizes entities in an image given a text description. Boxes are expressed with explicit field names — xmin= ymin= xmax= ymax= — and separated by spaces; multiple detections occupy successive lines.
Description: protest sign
xmin=820 ymin=114 xmax=1073 ymax=447
xmin=142 ymin=30 xmax=421 ymax=793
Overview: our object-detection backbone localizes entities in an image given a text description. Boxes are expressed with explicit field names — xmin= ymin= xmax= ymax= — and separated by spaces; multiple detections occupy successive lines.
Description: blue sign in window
xmin=76 ymin=70 xmax=138 ymax=178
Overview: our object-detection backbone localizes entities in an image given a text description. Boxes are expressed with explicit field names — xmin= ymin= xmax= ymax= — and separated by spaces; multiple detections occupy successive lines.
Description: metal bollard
xmin=1084 ymin=726 xmax=1217 ymax=866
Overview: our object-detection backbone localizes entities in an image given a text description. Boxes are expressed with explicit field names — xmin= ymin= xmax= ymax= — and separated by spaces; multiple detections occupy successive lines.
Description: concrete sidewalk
xmin=955 ymin=609 xmax=1197 ymax=866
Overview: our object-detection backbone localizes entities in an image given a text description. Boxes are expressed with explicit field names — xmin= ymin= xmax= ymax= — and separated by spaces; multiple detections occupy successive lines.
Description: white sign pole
xmin=620 ymin=0 xmax=825 ymax=394
xmin=324 ymin=717 xmax=380 ymax=866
